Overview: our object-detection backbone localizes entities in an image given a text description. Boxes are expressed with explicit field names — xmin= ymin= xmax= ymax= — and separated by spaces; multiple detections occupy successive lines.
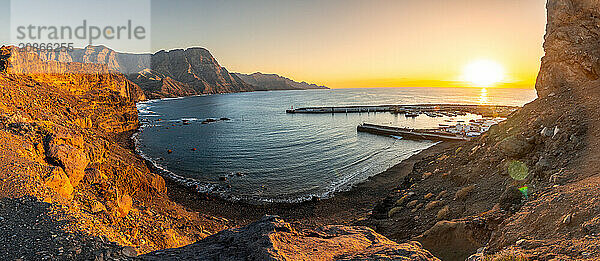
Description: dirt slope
xmin=362 ymin=0 xmax=600 ymax=260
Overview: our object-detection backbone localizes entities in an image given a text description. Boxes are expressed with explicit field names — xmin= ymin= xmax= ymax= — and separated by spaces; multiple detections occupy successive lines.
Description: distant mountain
xmin=29 ymin=46 xmax=327 ymax=99
xmin=129 ymin=48 xmax=254 ymax=98
xmin=30 ymin=46 xmax=252 ymax=99
xmin=233 ymin=72 xmax=329 ymax=91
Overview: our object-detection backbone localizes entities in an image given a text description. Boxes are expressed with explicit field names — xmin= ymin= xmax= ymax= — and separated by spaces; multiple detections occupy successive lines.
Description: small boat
xmin=390 ymin=135 xmax=403 ymax=140
xmin=405 ymin=112 xmax=419 ymax=118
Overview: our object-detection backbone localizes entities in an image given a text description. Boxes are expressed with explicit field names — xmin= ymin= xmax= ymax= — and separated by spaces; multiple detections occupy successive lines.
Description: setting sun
xmin=462 ymin=60 xmax=506 ymax=87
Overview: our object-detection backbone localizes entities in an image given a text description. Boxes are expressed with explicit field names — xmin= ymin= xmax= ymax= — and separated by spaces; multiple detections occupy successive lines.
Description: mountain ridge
xmin=18 ymin=45 xmax=326 ymax=99
xmin=233 ymin=72 xmax=329 ymax=91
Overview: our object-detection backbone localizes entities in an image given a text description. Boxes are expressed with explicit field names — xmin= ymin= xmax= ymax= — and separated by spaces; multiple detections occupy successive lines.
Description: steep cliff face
xmin=364 ymin=1 xmax=600 ymax=260
xmin=143 ymin=48 xmax=253 ymax=96
xmin=536 ymin=0 xmax=600 ymax=98
xmin=30 ymin=46 xmax=254 ymax=99
xmin=233 ymin=72 xmax=329 ymax=91
xmin=0 ymin=47 xmax=224 ymax=255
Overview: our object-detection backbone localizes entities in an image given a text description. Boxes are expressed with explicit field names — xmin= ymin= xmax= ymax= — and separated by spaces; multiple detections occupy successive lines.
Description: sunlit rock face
xmin=20 ymin=45 xmax=255 ymax=99
xmin=536 ymin=0 xmax=600 ymax=98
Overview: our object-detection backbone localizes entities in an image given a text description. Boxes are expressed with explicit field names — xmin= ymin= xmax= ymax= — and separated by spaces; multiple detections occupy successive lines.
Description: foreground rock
xmin=141 ymin=215 xmax=439 ymax=261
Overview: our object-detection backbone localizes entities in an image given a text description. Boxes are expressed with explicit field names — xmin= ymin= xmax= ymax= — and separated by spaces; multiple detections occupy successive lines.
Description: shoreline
xmin=147 ymin=136 xmax=461 ymax=229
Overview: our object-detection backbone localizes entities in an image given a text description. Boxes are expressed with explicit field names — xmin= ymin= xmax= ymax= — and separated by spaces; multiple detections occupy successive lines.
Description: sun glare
xmin=462 ymin=60 xmax=505 ymax=87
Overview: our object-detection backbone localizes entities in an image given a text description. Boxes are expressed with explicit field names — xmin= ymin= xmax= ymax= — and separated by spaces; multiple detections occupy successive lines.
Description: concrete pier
xmin=286 ymin=104 xmax=519 ymax=117
xmin=357 ymin=123 xmax=471 ymax=142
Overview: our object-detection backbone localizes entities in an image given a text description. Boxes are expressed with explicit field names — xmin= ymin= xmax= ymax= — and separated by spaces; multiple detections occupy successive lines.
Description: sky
xmin=0 ymin=0 xmax=547 ymax=89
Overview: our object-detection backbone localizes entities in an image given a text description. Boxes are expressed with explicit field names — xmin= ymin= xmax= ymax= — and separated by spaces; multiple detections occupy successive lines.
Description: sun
xmin=462 ymin=60 xmax=505 ymax=87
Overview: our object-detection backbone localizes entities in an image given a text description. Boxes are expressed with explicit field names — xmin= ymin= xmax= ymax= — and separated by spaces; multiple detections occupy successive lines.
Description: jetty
xmin=286 ymin=104 xmax=519 ymax=117
xmin=357 ymin=123 xmax=472 ymax=142
xmin=286 ymin=105 xmax=392 ymax=114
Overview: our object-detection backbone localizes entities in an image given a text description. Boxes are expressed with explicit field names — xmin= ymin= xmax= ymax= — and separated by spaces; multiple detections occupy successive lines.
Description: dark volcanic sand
xmin=161 ymin=141 xmax=462 ymax=230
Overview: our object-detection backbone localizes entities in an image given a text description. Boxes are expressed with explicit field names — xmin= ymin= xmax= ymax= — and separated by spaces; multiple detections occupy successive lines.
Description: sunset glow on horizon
xmin=0 ymin=0 xmax=547 ymax=89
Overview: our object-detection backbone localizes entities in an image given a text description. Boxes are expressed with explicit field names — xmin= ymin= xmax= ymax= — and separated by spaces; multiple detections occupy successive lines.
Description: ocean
xmin=135 ymin=87 xmax=537 ymax=204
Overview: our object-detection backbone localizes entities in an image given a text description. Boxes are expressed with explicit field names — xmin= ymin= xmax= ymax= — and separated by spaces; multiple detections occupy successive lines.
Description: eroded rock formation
xmin=141 ymin=215 xmax=440 ymax=261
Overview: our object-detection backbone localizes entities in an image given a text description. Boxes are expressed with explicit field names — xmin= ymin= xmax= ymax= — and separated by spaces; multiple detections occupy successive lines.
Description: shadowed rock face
xmin=536 ymin=0 xmax=600 ymax=98
xmin=141 ymin=215 xmax=440 ymax=261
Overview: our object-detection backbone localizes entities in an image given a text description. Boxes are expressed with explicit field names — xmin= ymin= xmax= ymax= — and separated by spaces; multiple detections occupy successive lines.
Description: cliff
xmin=29 ymin=46 xmax=331 ymax=99
xmin=233 ymin=72 xmax=329 ymax=91
xmin=0 ymin=46 xmax=224 ymax=256
xmin=31 ymin=45 xmax=254 ymax=98
xmin=362 ymin=0 xmax=600 ymax=260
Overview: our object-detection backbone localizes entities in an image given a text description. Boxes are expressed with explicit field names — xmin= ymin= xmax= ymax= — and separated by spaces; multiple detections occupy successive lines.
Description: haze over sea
xmin=135 ymin=87 xmax=536 ymax=203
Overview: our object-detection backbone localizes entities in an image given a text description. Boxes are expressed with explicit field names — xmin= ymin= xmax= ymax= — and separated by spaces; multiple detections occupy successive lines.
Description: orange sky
xmin=0 ymin=0 xmax=546 ymax=89
xmin=219 ymin=0 xmax=545 ymax=89
xmin=151 ymin=0 xmax=546 ymax=89
xmin=0 ymin=1 xmax=546 ymax=89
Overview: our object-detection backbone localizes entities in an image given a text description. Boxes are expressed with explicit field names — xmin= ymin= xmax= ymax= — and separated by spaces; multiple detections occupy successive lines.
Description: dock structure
xmin=286 ymin=104 xmax=519 ymax=117
xmin=286 ymin=105 xmax=392 ymax=114
xmin=357 ymin=123 xmax=471 ymax=142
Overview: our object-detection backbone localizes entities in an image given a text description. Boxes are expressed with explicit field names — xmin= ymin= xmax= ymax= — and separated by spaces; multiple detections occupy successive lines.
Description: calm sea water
xmin=135 ymin=87 xmax=537 ymax=203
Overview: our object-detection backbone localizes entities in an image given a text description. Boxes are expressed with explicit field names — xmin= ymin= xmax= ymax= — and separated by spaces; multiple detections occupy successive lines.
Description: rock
xmin=436 ymin=206 xmax=450 ymax=220
xmin=535 ymin=157 xmax=551 ymax=170
xmin=541 ymin=127 xmax=553 ymax=137
xmin=90 ymin=201 xmax=107 ymax=213
xmin=562 ymin=213 xmax=573 ymax=225
xmin=422 ymin=172 xmax=433 ymax=180
xmin=140 ymin=215 xmax=440 ymax=260
xmin=116 ymin=195 xmax=133 ymax=218
xmin=425 ymin=201 xmax=442 ymax=211
xmin=44 ymin=167 xmax=74 ymax=200
xmin=553 ymin=126 xmax=560 ymax=138
xmin=455 ymin=185 xmax=476 ymax=201
xmin=407 ymin=200 xmax=419 ymax=208
xmin=121 ymin=246 xmax=138 ymax=257
xmin=233 ymin=72 xmax=329 ymax=91
xmin=498 ymin=135 xmax=532 ymax=158
xmin=388 ymin=207 xmax=403 ymax=218
xmin=497 ymin=186 xmax=523 ymax=212
xmin=46 ymin=143 xmax=90 ymax=187
xmin=417 ymin=220 xmax=483 ymax=261
xmin=83 ymin=168 xmax=107 ymax=184
xmin=424 ymin=193 xmax=435 ymax=199
xmin=436 ymin=190 xmax=448 ymax=200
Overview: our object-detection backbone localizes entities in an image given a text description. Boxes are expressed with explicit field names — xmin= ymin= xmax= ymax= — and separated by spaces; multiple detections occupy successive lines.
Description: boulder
xmin=116 ymin=194 xmax=133 ymax=218
xmin=141 ymin=215 xmax=440 ymax=260
xmin=416 ymin=220 xmax=483 ymax=261
xmin=44 ymin=167 xmax=74 ymax=200
xmin=498 ymin=135 xmax=532 ymax=158
xmin=46 ymin=143 xmax=89 ymax=187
